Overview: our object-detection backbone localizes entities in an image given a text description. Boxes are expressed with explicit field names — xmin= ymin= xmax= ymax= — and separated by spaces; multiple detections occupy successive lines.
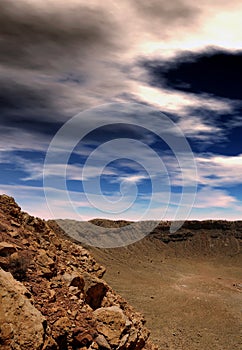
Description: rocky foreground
xmin=0 ymin=195 xmax=157 ymax=350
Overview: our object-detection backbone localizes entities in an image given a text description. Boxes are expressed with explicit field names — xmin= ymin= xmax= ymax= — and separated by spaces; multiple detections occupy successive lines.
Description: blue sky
xmin=1 ymin=0 xmax=242 ymax=221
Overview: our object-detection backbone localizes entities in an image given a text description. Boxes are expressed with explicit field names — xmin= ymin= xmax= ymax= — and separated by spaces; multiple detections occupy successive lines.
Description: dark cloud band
xmin=142 ymin=48 xmax=242 ymax=100
xmin=0 ymin=0 xmax=118 ymax=71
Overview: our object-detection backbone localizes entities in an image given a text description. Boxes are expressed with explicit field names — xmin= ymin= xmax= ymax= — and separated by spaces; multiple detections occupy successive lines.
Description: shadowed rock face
xmin=148 ymin=220 xmax=242 ymax=257
xmin=0 ymin=195 xmax=157 ymax=350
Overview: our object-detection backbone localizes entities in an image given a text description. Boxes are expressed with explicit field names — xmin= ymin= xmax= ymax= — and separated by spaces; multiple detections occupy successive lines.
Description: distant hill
xmin=49 ymin=218 xmax=242 ymax=256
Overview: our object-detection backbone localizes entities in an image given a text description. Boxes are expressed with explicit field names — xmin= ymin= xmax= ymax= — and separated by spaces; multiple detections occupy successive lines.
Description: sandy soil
xmin=90 ymin=239 xmax=242 ymax=350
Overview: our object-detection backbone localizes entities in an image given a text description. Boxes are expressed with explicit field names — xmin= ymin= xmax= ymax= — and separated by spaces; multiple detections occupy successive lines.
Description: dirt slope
xmin=86 ymin=221 xmax=242 ymax=350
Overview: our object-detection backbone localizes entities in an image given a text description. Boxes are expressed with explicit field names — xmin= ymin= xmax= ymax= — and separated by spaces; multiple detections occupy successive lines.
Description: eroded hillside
xmin=0 ymin=195 xmax=157 ymax=350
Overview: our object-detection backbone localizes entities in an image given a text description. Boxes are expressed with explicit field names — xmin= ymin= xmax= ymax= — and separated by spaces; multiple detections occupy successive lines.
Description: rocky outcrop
xmin=93 ymin=306 xmax=130 ymax=347
xmin=144 ymin=220 xmax=242 ymax=245
xmin=149 ymin=220 xmax=242 ymax=257
xmin=0 ymin=195 xmax=157 ymax=350
xmin=0 ymin=269 xmax=46 ymax=350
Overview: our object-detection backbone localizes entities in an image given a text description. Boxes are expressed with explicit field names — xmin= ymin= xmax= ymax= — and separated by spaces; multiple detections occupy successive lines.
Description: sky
xmin=1 ymin=0 xmax=242 ymax=222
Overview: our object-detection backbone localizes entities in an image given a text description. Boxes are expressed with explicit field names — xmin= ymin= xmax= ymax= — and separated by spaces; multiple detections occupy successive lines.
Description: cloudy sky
xmin=1 ymin=0 xmax=242 ymax=221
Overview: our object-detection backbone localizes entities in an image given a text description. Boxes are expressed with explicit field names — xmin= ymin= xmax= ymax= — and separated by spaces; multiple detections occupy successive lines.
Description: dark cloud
xmin=0 ymin=79 xmax=63 ymax=136
xmin=0 ymin=0 xmax=129 ymax=143
xmin=142 ymin=49 xmax=242 ymax=100
xmin=0 ymin=0 xmax=203 ymax=72
xmin=0 ymin=1 xmax=235 ymax=152
xmin=0 ymin=81 xmax=52 ymax=114
xmin=0 ymin=0 xmax=119 ymax=71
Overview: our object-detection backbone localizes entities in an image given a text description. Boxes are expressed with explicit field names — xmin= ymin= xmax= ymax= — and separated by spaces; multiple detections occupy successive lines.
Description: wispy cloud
xmin=1 ymin=182 xmax=241 ymax=221
xmin=196 ymin=153 xmax=242 ymax=186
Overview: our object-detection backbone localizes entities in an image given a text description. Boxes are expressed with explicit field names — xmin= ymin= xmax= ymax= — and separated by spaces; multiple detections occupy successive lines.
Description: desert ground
xmin=89 ymin=230 xmax=242 ymax=350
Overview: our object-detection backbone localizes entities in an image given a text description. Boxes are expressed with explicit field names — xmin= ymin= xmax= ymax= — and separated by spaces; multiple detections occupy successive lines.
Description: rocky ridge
xmin=0 ymin=195 xmax=157 ymax=350
xmin=52 ymin=218 xmax=242 ymax=258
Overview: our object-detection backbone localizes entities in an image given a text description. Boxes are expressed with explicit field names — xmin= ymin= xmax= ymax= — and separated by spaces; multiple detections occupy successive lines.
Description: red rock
xmin=0 ymin=269 xmax=46 ymax=349
xmin=73 ymin=329 xmax=93 ymax=347
xmin=83 ymin=273 xmax=108 ymax=310
xmin=0 ymin=242 xmax=18 ymax=256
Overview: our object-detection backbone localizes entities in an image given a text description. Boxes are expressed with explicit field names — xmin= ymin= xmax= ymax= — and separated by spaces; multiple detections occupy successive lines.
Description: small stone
xmin=118 ymin=334 xmax=129 ymax=349
xmin=10 ymin=220 xmax=21 ymax=227
xmin=90 ymin=341 xmax=99 ymax=349
xmin=125 ymin=318 xmax=132 ymax=329
xmin=9 ymin=231 xmax=19 ymax=238
xmin=0 ymin=256 xmax=8 ymax=269
xmin=95 ymin=334 xmax=111 ymax=349
xmin=73 ymin=330 xmax=93 ymax=347
xmin=49 ymin=290 xmax=56 ymax=302
xmin=21 ymin=239 xmax=30 ymax=246
xmin=71 ymin=310 xmax=78 ymax=318
xmin=36 ymin=250 xmax=56 ymax=278
xmin=0 ymin=222 xmax=7 ymax=232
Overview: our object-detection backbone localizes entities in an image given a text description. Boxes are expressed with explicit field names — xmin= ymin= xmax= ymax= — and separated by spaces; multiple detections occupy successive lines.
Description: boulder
xmin=93 ymin=306 xmax=128 ymax=347
xmin=0 ymin=268 xmax=46 ymax=350
xmin=83 ymin=273 xmax=108 ymax=310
